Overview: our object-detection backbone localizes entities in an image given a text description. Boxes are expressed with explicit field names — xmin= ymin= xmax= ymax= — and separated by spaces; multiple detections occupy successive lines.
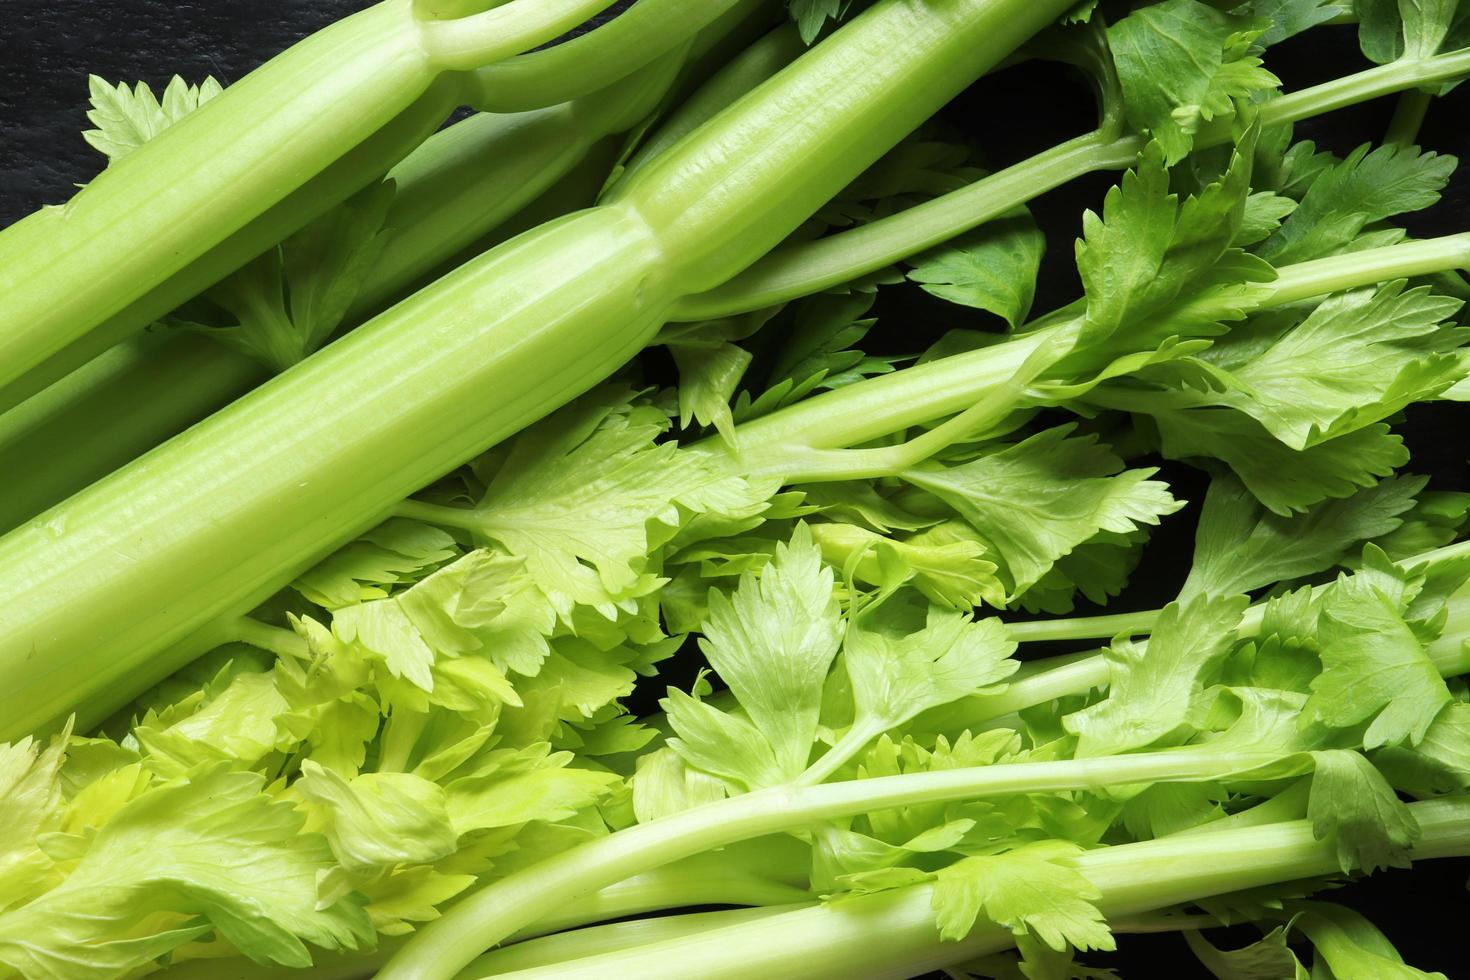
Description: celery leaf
xmin=932 ymin=842 xmax=1115 ymax=951
xmin=902 ymin=426 xmax=1184 ymax=596
xmin=83 ymin=75 xmax=223 ymax=164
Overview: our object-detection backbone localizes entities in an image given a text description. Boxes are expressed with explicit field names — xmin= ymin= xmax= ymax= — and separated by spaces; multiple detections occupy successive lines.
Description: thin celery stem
xmin=795 ymin=723 xmax=882 ymax=786
xmin=420 ymin=0 xmax=624 ymax=70
xmin=1255 ymin=47 xmax=1470 ymax=129
xmin=1263 ymin=232 xmax=1470 ymax=305
xmin=1384 ymin=88 xmax=1433 ymax=145
xmin=152 ymin=860 xmax=811 ymax=979
xmin=615 ymin=25 xmax=808 ymax=188
xmin=377 ymin=746 xmax=1287 ymax=979
xmin=394 ymin=499 xmax=484 ymax=532
xmin=465 ymin=0 xmax=754 ymax=112
xmin=464 ymin=905 xmax=806 ymax=978
xmin=224 ymin=617 xmax=311 ymax=660
xmin=1006 ymin=607 xmax=1163 ymax=643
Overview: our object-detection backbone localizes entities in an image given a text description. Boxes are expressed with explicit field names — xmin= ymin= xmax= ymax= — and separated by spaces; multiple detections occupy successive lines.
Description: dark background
xmin=2 ymin=1 xmax=1466 ymax=976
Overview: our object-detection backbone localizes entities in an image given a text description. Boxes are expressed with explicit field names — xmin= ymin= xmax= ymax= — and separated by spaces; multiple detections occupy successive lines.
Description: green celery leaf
xmin=83 ymin=75 xmax=223 ymax=163
xmin=0 ymin=731 xmax=67 ymax=914
xmin=1107 ymin=0 xmax=1277 ymax=163
xmin=660 ymin=688 xmax=787 ymax=792
xmin=468 ymin=389 xmax=773 ymax=621
xmin=1013 ymin=529 xmax=1147 ymax=614
xmin=668 ymin=524 xmax=844 ymax=783
xmin=358 ymin=865 xmax=476 ymax=938
xmin=671 ymin=341 xmax=751 ymax=446
xmin=630 ymin=747 xmax=728 ymax=822
xmin=1366 ymin=489 xmax=1470 ymax=560
xmin=856 ymin=731 xmax=1027 ymax=847
xmin=734 ymin=294 xmax=903 ymax=422
xmin=932 ymin=842 xmax=1115 ymax=951
xmin=789 ymin=0 xmax=848 ymax=43
xmin=1196 ymin=282 xmax=1465 ymax=450
xmin=808 ymin=520 xmax=1006 ymax=609
xmin=177 ymin=181 xmax=397 ymax=373
xmin=442 ymin=743 xmax=620 ymax=835
xmin=1292 ymin=900 xmax=1447 ymax=977
xmin=906 ymin=208 xmax=1046 ymax=327
xmin=1235 ymin=0 xmax=1350 ymax=44
xmin=1357 ymin=0 xmax=1463 ymax=62
xmin=799 ymin=481 xmax=938 ymax=534
xmin=1154 ymin=410 xmax=1409 ymax=515
xmin=294 ymin=518 xmax=460 ymax=609
xmin=494 ymin=636 xmax=661 ymax=748
xmin=902 ymin=425 xmax=1184 ymax=596
xmin=1065 ymin=595 xmax=1251 ymax=755
xmin=133 ymin=666 xmax=290 ymax=778
xmin=332 ymin=550 xmax=533 ymax=701
xmin=1184 ymin=925 xmax=1307 ymax=979
xmin=0 ymin=767 xmax=372 ymax=977
xmin=1255 ymin=143 xmax=1456 ymax=264
xmin=843 ymin=595 xmax=1018 ymax=738
xmin=661 ymin=311 xmax=771 ymax=446
xmin=1234 ymin=190 xmax=1299 ymax=246
xmin=1181 ymin=475 xmax=1422 ymax=599
xmin=1307 ymin=751 xmax=1421 ymax=871
xmin=1374 ymin=700 xmax=1470 ymax=795
xmin=1072 ymin=138 xmax=1273 ymax=361
xmin=1120 ymin=781 xmax=1226 ymax=839
xmin=1303 ymin=549 xmax=1453 ymax=748
xmin=295 ymin=762 xmax=457 ymax=873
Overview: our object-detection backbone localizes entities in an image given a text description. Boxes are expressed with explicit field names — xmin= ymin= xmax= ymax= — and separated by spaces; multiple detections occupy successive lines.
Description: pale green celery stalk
xmin=466 ymin=907 xmax=807 ymax=977
xmin=673 ymin=44 xmax=1470 ymax=320
xmin=378 ymin=746 xmax=1295 ymax=978
xmin=0 ymin=0 xmax=1075 ymax=741
xmin=0 ymin=336 xmax=267 ymax=538
xmin=614 ymin=23 xmax=809 ymax=188
xmin=0 ymin=64 xmax=674 ymax=538
xmin=946 ymin=543 xmax=1470 ymax=728
xmin=433 ymin=140 xmax=625 ymax=281
xmin=469 ymin=907 xmax=1219 ymax=978
xmin=351 ymin=50 xmax=692 ymax=317
xmin=1004 ymin=607 xmax=1164 ymax=643
xmin=1385 ymin=89 xmax=1433 ymax=145
xmin=482 ymin=798 xmax=1470 ymax=980
xmin=154 ymin=840 xmax=813 ymax=980
xmin=0 ymin=0 xmax=651 ymax=414
xmin=463 ymin=0 xmax=769 ymax=112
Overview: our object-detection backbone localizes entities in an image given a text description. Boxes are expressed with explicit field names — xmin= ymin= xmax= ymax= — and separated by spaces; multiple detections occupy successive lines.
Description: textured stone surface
xmin=0 ymin=1 xmax=367 ymax=219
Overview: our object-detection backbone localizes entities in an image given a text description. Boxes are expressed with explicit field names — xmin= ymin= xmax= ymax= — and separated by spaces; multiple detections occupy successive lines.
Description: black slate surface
xmin=1 ymin=2 xmax=1467 ymax=978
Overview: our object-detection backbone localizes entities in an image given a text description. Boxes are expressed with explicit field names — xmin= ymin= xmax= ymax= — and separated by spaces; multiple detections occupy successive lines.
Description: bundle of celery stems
xmin=2 ymin=0 xmax=1470 ymax=976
